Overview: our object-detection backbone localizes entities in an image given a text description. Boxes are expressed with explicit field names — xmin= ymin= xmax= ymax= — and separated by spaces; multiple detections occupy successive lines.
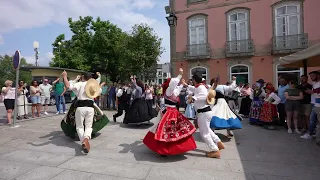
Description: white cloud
xmin=0 ymin=0 xmax=169 ymax=63
xmin=0 ymin=35 xmax=3 ymax=44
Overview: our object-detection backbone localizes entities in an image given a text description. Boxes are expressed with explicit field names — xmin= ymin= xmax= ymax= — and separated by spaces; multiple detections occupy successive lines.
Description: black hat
xmin=256 ymin=79 xmax=266 ymax=84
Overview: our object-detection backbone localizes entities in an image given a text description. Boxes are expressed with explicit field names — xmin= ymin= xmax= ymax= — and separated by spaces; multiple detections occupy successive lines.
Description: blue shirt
xmin=278 ymin=84 xmax=289 ymax=104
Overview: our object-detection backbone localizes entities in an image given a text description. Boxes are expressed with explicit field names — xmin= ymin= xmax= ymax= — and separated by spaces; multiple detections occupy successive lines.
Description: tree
xmin=126 ymin=24 xmax=163 ymax=79
xmin=50 ymin=16 xmax=163 ymax=83
xmin=0 ymin=55 xmax=33 ymax=88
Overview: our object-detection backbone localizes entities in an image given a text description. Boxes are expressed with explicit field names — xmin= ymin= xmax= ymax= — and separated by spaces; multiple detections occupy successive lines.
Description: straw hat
xmin=206 ymin=89 xmax=216 ymax=105
xmin=85 ymin=78 xmax=101 ymax=99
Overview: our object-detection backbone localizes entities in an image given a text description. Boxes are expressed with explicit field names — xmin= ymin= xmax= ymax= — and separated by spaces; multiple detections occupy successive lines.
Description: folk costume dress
xmin=210 ymin=81 xmax=242 ymax=130
xmin=143 ymin=75 xmax=197 ymax=155
xmin=259 ymin=83 xmax=281 ymax=128
xmin=123 ymin=80 xmax=157 ymax=124
xmin=249 ymin=87 xmax=266 ymax=124
xmin=184 ymin=95 xmax=196 ymax=119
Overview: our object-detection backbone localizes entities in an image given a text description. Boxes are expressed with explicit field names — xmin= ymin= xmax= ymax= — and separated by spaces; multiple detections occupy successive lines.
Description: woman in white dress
xmin=17 ymin=80 xmax=29 ymax=119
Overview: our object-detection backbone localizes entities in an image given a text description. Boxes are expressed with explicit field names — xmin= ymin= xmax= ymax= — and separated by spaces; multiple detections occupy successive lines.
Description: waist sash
xmin=197 ymin=106 xmax=211 ymax=113
xmin=76 ymin=100 xmax=94 ymax=108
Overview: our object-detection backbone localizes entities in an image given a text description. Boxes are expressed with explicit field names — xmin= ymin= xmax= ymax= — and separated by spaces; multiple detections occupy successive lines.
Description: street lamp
xmin=57 ymin=41 xmax=61 ymax=67
xmin=166 ymin=13 xmax=178 ymax=27
xmin=33 ymin=41 xmax=39 ymax=66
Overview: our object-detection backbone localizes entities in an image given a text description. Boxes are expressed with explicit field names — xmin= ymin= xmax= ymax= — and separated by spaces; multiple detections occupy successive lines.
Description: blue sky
xmin=0 ymin=0 xmax=170 ymax=66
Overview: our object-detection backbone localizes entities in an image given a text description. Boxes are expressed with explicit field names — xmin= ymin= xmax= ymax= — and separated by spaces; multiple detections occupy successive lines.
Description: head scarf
xmin=162 ymin=78 xmax=171 ymax=95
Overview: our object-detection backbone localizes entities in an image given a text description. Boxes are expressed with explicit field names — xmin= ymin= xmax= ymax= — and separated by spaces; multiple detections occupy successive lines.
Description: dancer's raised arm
xmin=166 ymin=68 xmax=183 ymax=96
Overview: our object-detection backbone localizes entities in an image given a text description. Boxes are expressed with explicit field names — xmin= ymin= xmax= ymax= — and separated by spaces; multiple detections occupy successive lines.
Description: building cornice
xmin=176 ymin=0 xmax=262 ymax=14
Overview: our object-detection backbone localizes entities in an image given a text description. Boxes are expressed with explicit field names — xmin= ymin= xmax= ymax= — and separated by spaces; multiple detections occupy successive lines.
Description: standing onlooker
xmin=30 ymin=80 xmax=41 ymax=118
xmin=100 ymin=83 xmax=108 ymax=109
xmin=108 ymin=83 xmax=116 ymax=110
xmin=52 ymin=78 xmax=66 ymax=114
xmin=277 ymin=77 xmax=290 ymax=127
xmin=300 ymin=71 xmax=320 ymax=145
xmin=39 ymin=79 xmax=52 ymax=115
xmin=239 ymin=83 xmax=253 ymax=117
xmin=1 ymin=80 xmax=15 ymax=125
xmin=145 ymin=85 xmax=154 ymax=105
xmin=297 ymin=75 xmax=313 ymax=131
xmin=284 ymin=80 xmax=303 ymax=134
xmin=17 ymin=80 xmax=28 ymax=119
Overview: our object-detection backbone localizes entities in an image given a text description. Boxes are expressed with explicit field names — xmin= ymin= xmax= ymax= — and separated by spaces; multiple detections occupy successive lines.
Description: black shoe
xmin=113 ymin=115 xmax=116 ymax=122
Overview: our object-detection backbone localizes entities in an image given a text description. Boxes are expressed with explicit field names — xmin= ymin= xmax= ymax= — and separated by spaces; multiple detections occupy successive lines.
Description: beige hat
xmin=206 ymin=89 xmax=216 ymax=105
xmin=85 ymin=78 xmax=101 ymax=99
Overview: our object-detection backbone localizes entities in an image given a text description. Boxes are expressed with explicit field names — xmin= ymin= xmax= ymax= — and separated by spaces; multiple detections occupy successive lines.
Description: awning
xmin=279 ymin=43 xmax=320 ymax=68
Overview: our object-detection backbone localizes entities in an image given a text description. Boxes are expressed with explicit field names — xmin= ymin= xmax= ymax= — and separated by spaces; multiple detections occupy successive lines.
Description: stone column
xmin=169 ymin=0 xmax=177 ymax=77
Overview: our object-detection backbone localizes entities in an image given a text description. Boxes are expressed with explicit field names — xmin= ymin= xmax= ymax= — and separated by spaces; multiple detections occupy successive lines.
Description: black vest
xmin=119 ymin=88 xmax=130 ymax=104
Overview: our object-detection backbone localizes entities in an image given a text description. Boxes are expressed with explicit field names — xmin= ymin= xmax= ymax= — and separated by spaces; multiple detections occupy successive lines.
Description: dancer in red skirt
xmin=143 ymin=68 xmax=197 ymax=156
xmin=260 ymin=83 xmax=281 ymax=130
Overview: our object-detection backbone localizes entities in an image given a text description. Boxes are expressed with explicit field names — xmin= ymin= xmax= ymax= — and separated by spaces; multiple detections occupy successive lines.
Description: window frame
xmin=187 ymin=14 xmax=208 ymax=46
xmin=228 ymin=11 xmax=249 ymax=41
xmin=272 ymin=0 xmax=304 ymax=37
xmin=229 ymin=64 xmax=250 ymax=84
xmin=188 ymin=17 xmax=206 ymax=45
xmin=274 ymin=3 xmax=301 ymax=36
xmin=275 ymin=64 xmax=303 ymax=87
xmin=226 ymin=8 xmax=251 ymax=42
xmin=189 ymin=66 xmax=208 ymax=81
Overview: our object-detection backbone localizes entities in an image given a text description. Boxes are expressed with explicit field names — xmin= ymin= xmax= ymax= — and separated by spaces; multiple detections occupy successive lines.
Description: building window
xmin=228 ymin=11 xmax=248 ymax=41
xmin=275 ymin=3 xmax=301 ymax=36
xmin=230 ymin=65 xmax=249 ymax=84
xmin=189 ymin=16 xmax=206 ymax=45
xmin=163 ymin=72 xmax=167 ymax=78
xmin=190 ymin=66 xmax=207 ymax=80
xmin=276 ymin=65 xmax=302 ymax=87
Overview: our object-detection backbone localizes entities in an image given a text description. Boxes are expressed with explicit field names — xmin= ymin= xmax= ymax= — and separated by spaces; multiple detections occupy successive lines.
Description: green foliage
xmin=0 ymin=55 xmax=33 ymax=88
xmin=50 ymin=16 xmax=163 ymax=82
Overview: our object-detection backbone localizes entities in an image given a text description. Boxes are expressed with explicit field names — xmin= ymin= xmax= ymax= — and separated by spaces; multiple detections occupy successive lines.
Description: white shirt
xmin=312 ymin=81 xmax=320 ymax=107
xmin=1 ymin=87 xmax=15 ymax=99
xmin=187 ymin=84 xmax=209 ymax=110
xmin=39 ymin=84 xmax=52 ymax=98
xmin=116 ymin=86 xmax=128 ymax=97
xmin=215 ymin=80 xmax=237 ymax=96
xmin=166 ymin=74 xmax=183 ymax=97
xmin=264 ymin=92 xmax=281 ymax=105
xmin=69 ymin=81 xmax=101 ymax=100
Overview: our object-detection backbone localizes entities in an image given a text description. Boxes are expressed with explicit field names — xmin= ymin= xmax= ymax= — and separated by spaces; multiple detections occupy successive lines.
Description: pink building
xmin=166 ymin=0 xmax=320 ymax=86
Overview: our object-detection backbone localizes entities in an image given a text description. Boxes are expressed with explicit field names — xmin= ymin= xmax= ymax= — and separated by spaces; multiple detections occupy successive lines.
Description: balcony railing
xmin=272 ymin=33 xmax=308 ymax=54
xmin=186 ymin=43 xmax=211 ymax=59
xmin=226 ymin=39 xmax=254 ymax=57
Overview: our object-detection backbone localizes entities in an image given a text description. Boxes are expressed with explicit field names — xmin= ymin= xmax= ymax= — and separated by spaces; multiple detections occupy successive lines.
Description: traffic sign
xmin=13 ymin=50 xmax=21 ymax=70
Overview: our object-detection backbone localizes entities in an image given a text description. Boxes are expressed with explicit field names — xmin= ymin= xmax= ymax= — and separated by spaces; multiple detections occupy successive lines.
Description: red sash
xmin=195 ymin=83 xmax=208 ymax=89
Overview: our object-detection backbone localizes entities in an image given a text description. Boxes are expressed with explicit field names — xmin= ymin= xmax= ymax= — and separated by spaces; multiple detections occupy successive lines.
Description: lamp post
xmin=165 ymin=11 xmax=177 ymax=77
xmin=33 ymin=41 xmax=39 ymax=66
xmin=57 ymin=41 xmax=61 ymax=67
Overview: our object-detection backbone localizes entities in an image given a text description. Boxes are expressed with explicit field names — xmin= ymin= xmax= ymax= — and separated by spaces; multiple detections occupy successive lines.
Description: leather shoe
xmin=82 ymin=138 xmax=90 ymax=153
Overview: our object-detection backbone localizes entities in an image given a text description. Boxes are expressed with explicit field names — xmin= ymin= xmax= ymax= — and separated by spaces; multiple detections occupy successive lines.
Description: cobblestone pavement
xmin=0 ymin=110 xmax=320 ymax=180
